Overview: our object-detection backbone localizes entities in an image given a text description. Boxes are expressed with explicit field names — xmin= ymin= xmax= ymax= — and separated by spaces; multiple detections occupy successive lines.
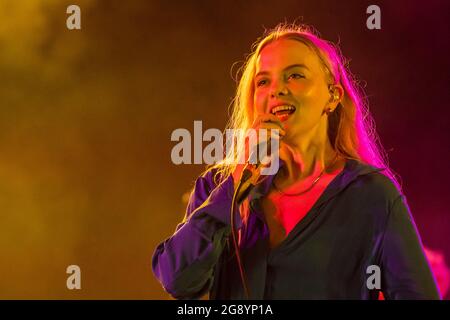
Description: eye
xmin=288 ymin=73 xmax=305 ymax=80
xmin=256 ymin=79 xmax=268 ymax=87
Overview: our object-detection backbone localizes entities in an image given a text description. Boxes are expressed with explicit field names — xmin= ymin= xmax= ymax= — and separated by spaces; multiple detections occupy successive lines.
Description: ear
xmin=327 ymin=84 xmax=344 ymax=110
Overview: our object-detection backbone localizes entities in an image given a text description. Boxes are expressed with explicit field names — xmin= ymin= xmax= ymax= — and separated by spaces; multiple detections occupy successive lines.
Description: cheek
xmin=291 ymin=81 xmax=316 ymax=99
xmin=292 ymin=82 xmax=309 ymax=93
xmin=293 ymin=81 xmax=327 ymax=108
xmin=253 ymin=89 xmax=268 ymax=113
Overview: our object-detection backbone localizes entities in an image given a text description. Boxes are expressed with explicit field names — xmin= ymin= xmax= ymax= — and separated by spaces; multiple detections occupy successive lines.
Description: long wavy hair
xmin=206 ymin=23 xmax=400 ymax=225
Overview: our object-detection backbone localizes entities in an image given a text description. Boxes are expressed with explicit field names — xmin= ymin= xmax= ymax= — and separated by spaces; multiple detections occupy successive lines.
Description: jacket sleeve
xmin=151 ymin=170 xmax=241 ymax=299
xmin=380 ymin=194 xmax=441 ymax=299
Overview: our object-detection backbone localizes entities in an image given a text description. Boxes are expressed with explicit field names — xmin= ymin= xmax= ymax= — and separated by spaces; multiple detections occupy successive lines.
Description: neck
xmin=277 ymin=121 xmax=339 ymax=186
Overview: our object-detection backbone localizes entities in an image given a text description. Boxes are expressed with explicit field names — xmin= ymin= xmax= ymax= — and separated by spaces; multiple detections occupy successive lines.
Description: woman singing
xmin=152 ymin=23 xmax=440 ymax=299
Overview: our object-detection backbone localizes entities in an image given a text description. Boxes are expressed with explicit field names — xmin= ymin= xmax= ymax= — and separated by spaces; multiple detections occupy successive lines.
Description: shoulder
xmin=359 ymin=171 xmax=401 ymax=199
xmin=341 ymin=161 xmax=408 ymax=225
xmin=195 ymin=166 xmax=227 ymax=192
xmin=345 ymin=160 xmax=403 ymax=207
xmin=185 ymin=166 xmax=230 ymax=215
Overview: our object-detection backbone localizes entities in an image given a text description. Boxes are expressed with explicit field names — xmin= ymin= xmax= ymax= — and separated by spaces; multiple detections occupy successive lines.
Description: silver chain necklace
xmin=272 ymin=155 xmax=339 ymax=197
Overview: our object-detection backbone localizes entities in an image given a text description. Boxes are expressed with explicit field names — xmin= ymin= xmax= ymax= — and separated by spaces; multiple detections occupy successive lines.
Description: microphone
xmin=236 ymin=138 xmax=272 ymax=203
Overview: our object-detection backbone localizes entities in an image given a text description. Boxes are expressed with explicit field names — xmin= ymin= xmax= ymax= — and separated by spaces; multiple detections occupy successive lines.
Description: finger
xmin=258 ymin=123 xmax=286 ymax=134
xmin=255 ymin=113 xmax=285 ymax=129
xmin=253 ymin=115 xmax=285 ymax=135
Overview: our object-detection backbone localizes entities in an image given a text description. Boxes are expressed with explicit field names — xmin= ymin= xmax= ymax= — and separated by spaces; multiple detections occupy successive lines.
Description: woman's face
xmin=253 ymin=39 xmax=334 ymax=141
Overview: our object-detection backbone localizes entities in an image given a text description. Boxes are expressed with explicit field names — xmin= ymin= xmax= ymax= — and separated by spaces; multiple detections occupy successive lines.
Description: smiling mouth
xmin=270 ymin=105 xmax=296 ymax=122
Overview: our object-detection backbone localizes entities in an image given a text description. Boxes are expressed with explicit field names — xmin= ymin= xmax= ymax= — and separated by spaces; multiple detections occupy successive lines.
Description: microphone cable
xmin=230 ymin=166 xmax=255 ymax=300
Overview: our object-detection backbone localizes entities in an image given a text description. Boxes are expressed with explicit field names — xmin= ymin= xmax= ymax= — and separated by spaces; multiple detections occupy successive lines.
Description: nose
xmin=270 ymin=79 xmax=289 ymax=97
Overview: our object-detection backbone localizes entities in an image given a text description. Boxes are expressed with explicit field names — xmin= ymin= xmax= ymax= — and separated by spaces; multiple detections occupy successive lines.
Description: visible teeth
xmin=271 ymin=105 xmax=296 ymax=114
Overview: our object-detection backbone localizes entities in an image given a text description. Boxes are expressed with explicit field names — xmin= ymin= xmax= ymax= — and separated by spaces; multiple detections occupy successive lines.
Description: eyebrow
xmin=255 ymin=64 xmax=310 ymax=78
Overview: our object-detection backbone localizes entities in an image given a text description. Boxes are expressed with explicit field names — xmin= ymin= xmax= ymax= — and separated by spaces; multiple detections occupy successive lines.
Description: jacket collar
xmin=248 ymin=158 xmax=385 ymax=210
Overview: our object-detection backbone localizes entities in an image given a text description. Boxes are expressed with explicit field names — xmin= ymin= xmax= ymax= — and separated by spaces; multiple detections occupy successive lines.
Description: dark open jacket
xmin=152 ymin=159 xmax=440 ymax=299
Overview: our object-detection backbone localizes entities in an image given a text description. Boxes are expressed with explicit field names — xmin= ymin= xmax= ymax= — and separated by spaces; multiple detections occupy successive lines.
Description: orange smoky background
xmin=0 ymin=0 xmax=449 ymax=299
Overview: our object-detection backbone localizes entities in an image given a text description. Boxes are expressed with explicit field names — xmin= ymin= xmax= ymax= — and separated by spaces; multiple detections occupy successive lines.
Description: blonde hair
xmin=207 ymin=23 xmax=400 ymax=223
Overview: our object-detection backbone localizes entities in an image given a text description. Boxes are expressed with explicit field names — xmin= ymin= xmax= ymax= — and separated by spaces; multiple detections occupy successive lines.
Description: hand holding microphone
xmin=232 ymin=113 xmax=286 ymax=202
